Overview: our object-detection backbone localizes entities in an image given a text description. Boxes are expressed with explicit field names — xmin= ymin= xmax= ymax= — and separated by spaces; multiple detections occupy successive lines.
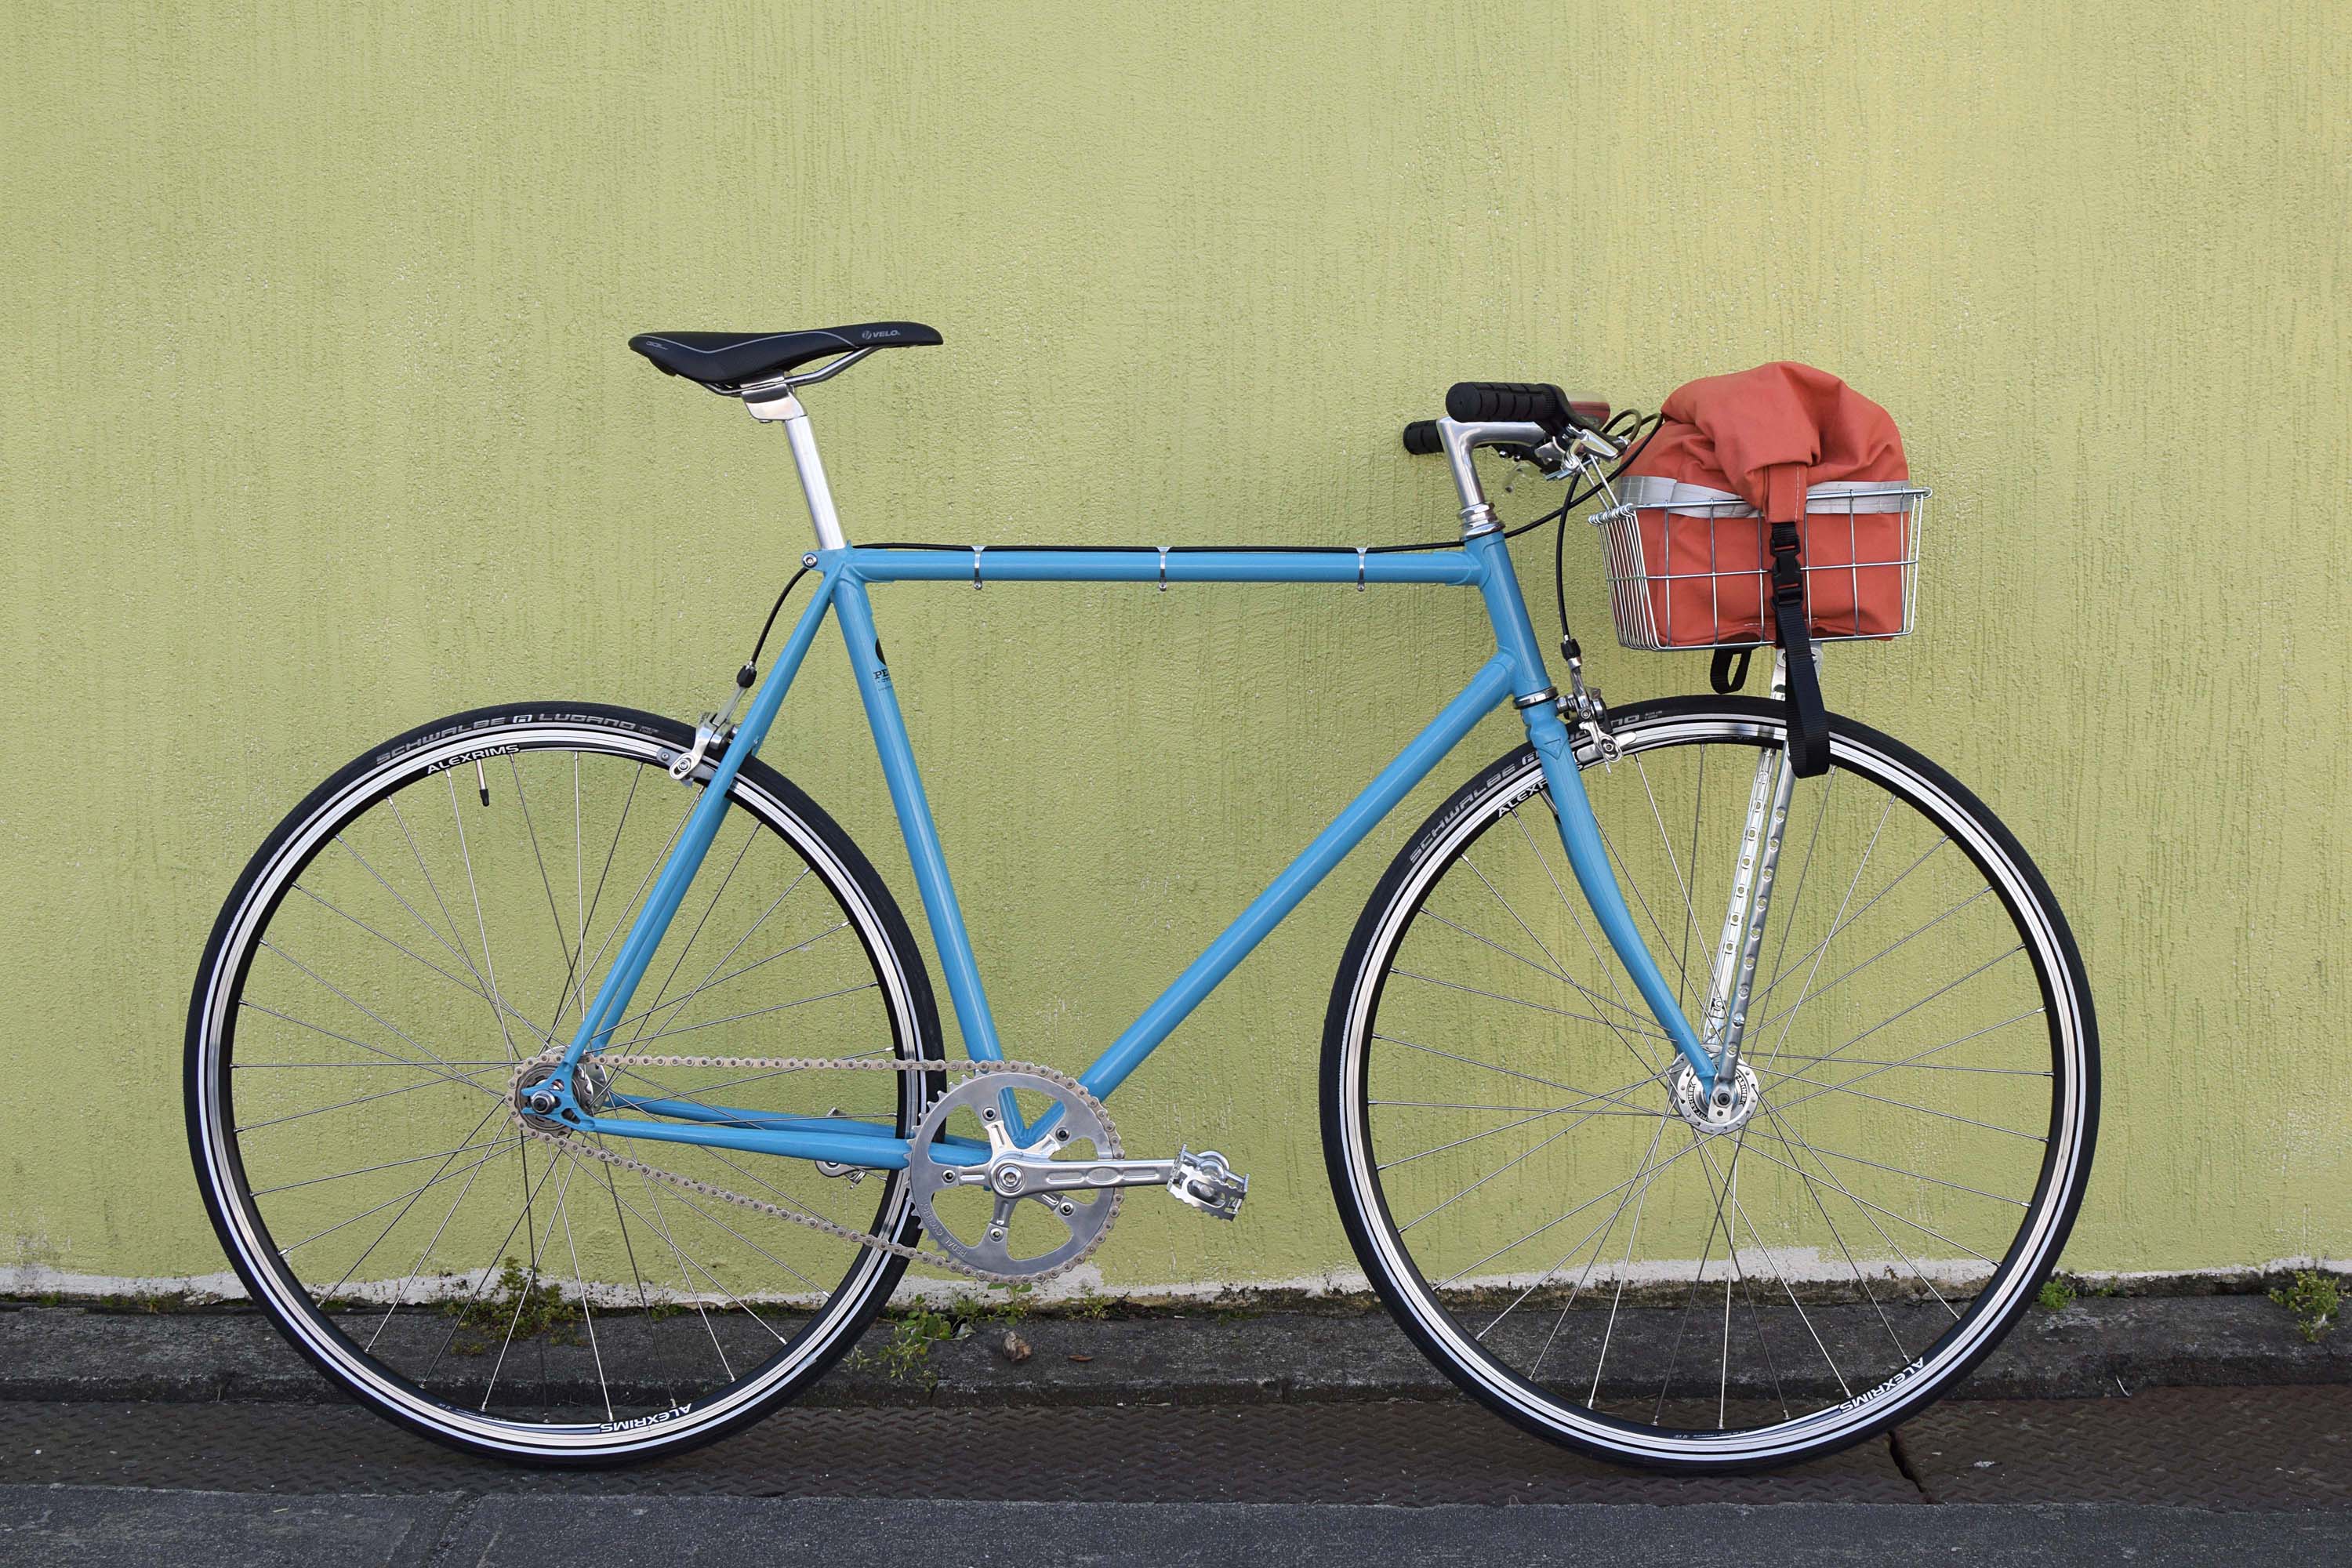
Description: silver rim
xmin=191 ymin=717 xmax=927 ymax=1457
xmin=1333 ymin=713 xmax=2092 ymax=1465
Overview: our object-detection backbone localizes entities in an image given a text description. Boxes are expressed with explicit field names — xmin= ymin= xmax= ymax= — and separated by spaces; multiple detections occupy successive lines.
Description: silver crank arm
xmin=942 ymin=1145 xmax=1250 ymax=1221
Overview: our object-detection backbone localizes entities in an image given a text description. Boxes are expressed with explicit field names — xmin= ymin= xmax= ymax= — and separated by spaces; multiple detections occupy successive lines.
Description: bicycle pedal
xmin=1166 ymin=1146 xmax=1247 ymax=1221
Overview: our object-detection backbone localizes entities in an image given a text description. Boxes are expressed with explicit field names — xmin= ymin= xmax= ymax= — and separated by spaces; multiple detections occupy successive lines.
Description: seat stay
xmin=557 ymin=572 xmax=840 ymax=1073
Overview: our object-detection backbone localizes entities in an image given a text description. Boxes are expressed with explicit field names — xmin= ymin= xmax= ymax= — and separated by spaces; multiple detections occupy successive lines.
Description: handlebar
xmin=1401 ymin=382 xmax=1613 ymax=455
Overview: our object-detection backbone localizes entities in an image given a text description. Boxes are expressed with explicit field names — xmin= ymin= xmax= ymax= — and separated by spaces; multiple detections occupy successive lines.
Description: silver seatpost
xmin=741 ymin=389 xmax=848 ymax=552
xmin=741 ymin=350 xmax=877 ymax=553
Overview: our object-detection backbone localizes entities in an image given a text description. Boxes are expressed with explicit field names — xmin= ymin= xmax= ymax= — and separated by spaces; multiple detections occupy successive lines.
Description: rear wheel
xmin=186 ymin=703 xmax=941 ymax=1463
xmin=1323 ymin=697 xmax=2096 ymax=1471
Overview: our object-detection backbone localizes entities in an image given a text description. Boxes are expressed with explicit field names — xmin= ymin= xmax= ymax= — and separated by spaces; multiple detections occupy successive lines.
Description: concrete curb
xmin=1 ymin=1294 xmax=2342 ymax=1408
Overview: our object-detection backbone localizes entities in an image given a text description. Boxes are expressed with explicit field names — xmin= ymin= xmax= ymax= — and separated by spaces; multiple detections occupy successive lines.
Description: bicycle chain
xmin=509 ymin=1050 xmax=1123 ymax=1286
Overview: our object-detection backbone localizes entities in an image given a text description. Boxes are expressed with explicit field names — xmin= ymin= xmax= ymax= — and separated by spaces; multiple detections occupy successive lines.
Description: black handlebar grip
xmin=1401 ymin=419 xmax=1443 ymax=455
xmin=1445 ymin=381 xmax=1580 ymax=432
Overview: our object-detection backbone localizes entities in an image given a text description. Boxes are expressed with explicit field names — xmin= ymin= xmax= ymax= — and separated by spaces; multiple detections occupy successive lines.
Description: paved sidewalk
xmin=2 ymin=1293 xmax=2342 ymax=1407
xmin=3 ymin=1297 xmax=2343 ymax=1565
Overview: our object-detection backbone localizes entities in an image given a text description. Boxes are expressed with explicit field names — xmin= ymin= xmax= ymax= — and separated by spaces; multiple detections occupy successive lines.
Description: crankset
xmin=906 ymin=1069 xmax=1250 ymax=1278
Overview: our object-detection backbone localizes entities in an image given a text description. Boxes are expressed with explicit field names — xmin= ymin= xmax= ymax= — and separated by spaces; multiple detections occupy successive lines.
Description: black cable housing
xmin=750 ymin=406 xmax=1668 ymax=678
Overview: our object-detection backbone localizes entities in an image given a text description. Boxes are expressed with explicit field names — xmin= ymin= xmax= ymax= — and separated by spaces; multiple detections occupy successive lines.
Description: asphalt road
xmin=7 ymin=1491 xmax=2351 ymax=1568
xmin=1 ymin=1387 xmax=2345 ymax=1566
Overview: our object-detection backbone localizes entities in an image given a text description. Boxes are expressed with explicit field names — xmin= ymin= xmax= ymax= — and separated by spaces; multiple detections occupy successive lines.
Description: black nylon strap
xmin=1709 ymin=647 xmax=1751 ymax=694
xmin=1769 ymin=521 xmax=1831 ymax=777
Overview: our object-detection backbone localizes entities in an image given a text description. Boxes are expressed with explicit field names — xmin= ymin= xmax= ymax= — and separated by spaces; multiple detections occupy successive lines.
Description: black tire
xmin=1322 ymin=696 xmax=2097 ymax=1472
xmin=187 ymin=702 xmax=942 ymax=1465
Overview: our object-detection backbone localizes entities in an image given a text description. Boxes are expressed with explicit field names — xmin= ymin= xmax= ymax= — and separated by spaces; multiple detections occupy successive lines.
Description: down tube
xmin=1080 ymin=654 xmax=1520 ymax=1099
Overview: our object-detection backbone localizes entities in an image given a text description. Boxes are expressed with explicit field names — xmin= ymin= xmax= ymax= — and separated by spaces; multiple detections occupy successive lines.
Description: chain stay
xmin=510 ymin=1051 xmax=1119 ymax=1286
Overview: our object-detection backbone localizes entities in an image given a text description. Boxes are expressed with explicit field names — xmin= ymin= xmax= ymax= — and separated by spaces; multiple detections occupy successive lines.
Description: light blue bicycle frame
xmin=543 ymin=394 xmax=1712 ymax=1174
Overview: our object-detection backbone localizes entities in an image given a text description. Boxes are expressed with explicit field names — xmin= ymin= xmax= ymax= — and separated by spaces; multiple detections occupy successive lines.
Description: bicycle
xmin=186 ymin=321 xmax=2097 ymax=1471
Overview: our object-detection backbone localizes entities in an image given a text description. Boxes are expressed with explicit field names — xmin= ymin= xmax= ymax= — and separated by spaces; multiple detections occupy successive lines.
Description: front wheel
xmin=187 ymin=702 xmax=942 ymax=1463
xmin=1323 ymin=697 xmax=2096 ymax=1471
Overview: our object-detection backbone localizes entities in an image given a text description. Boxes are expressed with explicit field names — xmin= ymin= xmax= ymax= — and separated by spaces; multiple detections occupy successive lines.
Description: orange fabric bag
xmin=1620 ymin=363 xmax=1909 ymax=647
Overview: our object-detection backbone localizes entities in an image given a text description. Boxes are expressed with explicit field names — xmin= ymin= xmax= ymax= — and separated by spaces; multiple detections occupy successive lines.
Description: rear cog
xmin=906 ymin=1069 xmax=1121 ymax=1279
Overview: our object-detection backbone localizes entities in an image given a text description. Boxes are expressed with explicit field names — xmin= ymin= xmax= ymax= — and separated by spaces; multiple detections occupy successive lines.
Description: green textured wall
xmin=3 ymin=0 xmax=2346 ymax=1295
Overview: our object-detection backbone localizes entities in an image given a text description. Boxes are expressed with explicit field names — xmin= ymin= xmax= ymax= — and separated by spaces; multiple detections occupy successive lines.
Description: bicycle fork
xmin=1700 ymin=655 xmax=1802 ymax=1075
xmin=1515 ymin=652 xmax=1797 ymax=1113
xmin=1446 ymin=424 xmax=1798 ymax=1108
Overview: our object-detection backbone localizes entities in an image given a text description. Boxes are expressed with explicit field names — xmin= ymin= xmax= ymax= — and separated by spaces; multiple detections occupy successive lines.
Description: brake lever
xmin=1525 ymin=434 xmax=1601 ymax=481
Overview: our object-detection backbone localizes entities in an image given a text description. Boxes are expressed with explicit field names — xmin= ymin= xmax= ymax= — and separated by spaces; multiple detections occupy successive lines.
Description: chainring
xmin=905 ymin=1069 xmax=1123 ymax=1278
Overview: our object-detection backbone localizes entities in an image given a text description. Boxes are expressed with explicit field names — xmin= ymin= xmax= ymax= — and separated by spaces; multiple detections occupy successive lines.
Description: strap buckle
xmin=1768 ymin=520 xmax=1806 ymax=607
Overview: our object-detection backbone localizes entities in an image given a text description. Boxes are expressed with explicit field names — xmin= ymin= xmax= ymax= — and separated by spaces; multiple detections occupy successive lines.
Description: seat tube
xmin=1464 ymin=521 xmax=1714 ymax=1089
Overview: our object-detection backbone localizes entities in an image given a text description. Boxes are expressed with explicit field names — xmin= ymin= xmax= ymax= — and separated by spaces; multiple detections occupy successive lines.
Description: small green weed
xmin=442 ymin=1258 xmax=581 ymax=1353
xmin=2034 ymin=1275 xmax=2076 ymax=1312
xmin=854 ymin=1302 xmax=956 ymax=1386
xmin=852 ymin=1285 xmax=1036 ymax=1386
xmin=2268 ymin=1270 xmax=2341 ymax=1344
xmin=964 ymin=1283 xmax=1031 ymax=1327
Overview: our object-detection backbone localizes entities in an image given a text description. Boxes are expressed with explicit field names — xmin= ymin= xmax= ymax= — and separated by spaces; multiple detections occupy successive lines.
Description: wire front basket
xmin=1591 ymin=479 xmax=1928 ymax=652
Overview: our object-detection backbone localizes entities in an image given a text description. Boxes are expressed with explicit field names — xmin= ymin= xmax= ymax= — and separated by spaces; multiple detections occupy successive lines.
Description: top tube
xmin=839 ymin=545 xmax=1483 ymax=589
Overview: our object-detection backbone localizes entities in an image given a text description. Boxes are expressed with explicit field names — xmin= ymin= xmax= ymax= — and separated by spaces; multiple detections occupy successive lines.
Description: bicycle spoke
xmin=1768 ymin=998 xmax=2043 ymax=1108
xmin=604 ymin=918 xmax=850 ymax=1041
xmin=1484 ymin=1113 xmax=1669 ymax=1340
xmin=481 ymin=1152 xmax=583 ymax=1411
xmin=248 ymin=1123 xmax=509 ymax=1196
xmin=236 ymin=1001 xmax=506 ymax=1094
xmin=1507 ymin=806 xmax=1657 ymax=1032
xmin=1754 ymin=1100 xmax=1962 ymax=1321
xmin=509 ymin=755 xmax=586 ymax=1037
xmin=551 ymin=1149 xmax=615 ymax=1424
xmin=1372 ymin=1031 xmax=1644 ymax=1102
xmin=1400 ymin=1098 xmax=1659 ymax=1232
xmin=1526 ymin=1114 xmax=1668 ymax=1380
xmin=614 ymin=819 xmax=764 ymax=1050
xmin=550 ymin=762 xmax=644 ymax=1029
xmin=1438 ymin=1138 xmax=1704 ymax=1287
xmin=289 ymin=881 xmax=546 ymax=1042
xmin=623 ymin=982 xmax=882 ymax=1045
xmin=1386 ymin=969 xmax=1670 ymax=1038
xmin=1444 ymin=851 xmax=1670 ymax=1080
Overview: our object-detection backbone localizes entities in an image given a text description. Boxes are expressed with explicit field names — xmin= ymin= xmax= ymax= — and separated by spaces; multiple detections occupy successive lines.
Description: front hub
xmin=1670 ymin=1059 xmax=1761 ymax=1135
